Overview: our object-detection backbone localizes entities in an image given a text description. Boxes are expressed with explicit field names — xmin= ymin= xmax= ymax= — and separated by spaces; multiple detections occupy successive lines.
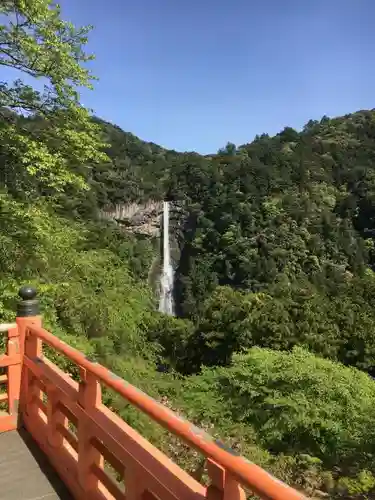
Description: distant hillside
xmin=83 ymin=108 xmax=375 ymax=377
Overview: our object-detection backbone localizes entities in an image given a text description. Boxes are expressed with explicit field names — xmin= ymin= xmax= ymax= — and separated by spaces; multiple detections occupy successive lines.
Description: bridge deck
xmin=0 ymin=428 xmax=72 ymax=500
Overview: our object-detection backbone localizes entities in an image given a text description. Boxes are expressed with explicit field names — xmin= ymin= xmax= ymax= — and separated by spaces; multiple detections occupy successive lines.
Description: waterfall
xmin=159 ymin=201 xmax=174 ymax=315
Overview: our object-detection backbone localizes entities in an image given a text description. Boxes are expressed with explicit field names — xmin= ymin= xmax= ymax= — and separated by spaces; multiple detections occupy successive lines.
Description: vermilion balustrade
xmin=0 ymin=287 xmax=306 ymax=500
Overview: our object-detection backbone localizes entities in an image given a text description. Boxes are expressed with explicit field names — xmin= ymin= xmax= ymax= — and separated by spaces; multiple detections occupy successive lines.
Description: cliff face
xmin=100 ymin=201 xmax=185 ymax=241
xmin=100 ymin=201 xmax=163 ymax=236
xmin=100 ymin=200 xmax=186 ymax=302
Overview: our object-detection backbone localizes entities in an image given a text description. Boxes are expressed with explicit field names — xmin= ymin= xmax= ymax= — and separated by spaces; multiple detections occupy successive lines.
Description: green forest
xmin=2 ymin=2 xmax=375 ymax=498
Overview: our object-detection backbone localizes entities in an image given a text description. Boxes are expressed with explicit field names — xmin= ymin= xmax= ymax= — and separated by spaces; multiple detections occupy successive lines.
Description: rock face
xmin=100 ymin=200 xmax=186 ymax=306
xmin=99 ymin=200 xmax=186 ymax=240
xmin=100 ymin=201 xmax=163 ymax=236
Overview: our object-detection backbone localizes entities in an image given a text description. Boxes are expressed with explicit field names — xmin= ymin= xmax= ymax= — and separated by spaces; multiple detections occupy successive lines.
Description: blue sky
xmin=10 ymin=0 xmax=375 ymax=153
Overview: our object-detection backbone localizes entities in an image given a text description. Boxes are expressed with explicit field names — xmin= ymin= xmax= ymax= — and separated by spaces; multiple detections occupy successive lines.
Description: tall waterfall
xmin=159 ymin=201 xmax=174 ymax=315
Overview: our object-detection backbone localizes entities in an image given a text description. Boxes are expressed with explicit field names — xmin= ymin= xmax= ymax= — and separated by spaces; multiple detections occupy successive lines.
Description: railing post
xmin=77 ymin=368 xmax=103 ymax=494
xmin=16 ymin=286 xmax=42 ymax=423
xmin=206 ymin=459 xmax=246 ymax=500
xmin=5 ymin=325 xmax=21 ymax=425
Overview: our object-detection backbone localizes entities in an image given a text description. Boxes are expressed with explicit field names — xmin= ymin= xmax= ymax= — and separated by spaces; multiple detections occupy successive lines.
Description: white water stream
xmin=159 ymin=201 xmax=174 ymax=315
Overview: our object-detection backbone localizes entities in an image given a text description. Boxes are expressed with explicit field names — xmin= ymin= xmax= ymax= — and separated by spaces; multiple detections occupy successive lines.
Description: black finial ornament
xmin=17 ymin=285 xmax=39 ymax=317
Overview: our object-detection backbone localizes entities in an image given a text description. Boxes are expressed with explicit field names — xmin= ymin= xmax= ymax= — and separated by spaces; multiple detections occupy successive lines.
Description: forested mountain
xmin=61 ymin=109 xmax=375 ymax=377
xmin=2 ymin=2 xmax=375 ymax=498
xmin=4 ymin=104 xmax=375 ymax=498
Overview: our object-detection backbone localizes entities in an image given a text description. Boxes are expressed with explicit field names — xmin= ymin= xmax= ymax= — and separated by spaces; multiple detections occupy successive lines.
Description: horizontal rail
xmin=28 ymin=325 xmax=305 ymax=500
xmin=0 ymin=323 xmax=16 ymax=333
xmin=0 ymin=354 xmax=21 ymax=368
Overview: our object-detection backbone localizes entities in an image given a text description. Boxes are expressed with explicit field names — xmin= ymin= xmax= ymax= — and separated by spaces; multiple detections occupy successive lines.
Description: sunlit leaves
xmin=0 ymin=0 xmax=107 ymax=192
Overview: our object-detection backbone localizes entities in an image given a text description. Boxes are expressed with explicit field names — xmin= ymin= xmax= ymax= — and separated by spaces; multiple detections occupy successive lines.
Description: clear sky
xmin=36 ymin=1 xmax=375 ymax=153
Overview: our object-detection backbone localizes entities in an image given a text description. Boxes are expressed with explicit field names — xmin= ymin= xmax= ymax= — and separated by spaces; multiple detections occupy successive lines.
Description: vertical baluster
xmin=77 ymin=368 xmax=103 ymax=494
xmin=223 ymin=475 xmax=246 ymax=500
xmin=24 ymin=323 xmax=43 ymax=422
xmin=47 ymin=385 xmax=68 ymax=449
xmin=206 ymin=459 xmax=245 ymax=500
xmin=124 ymin=462 xmax=143 ymax=500
xmin=206 ymin=459 xmax=224 ymax=500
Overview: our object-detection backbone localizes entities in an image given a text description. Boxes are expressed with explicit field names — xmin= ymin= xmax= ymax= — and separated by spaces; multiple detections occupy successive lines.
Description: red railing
xmin=0 ymin=322 xmax=21 ymax=432
xmin=0 ymin=290 xmax=306 ymax=500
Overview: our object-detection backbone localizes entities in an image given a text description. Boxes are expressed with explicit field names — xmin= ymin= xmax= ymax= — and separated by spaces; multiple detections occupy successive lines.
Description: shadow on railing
xmin=0 ymin=287 xmax=306 ymax=500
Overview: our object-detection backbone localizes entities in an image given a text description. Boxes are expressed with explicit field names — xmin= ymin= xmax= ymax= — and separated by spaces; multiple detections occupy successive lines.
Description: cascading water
xmin=159 ymin=201 xmax=174 ymax=315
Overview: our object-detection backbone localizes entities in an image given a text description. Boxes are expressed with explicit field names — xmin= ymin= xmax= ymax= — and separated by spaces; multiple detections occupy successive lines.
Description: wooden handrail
xmin=27 ymin=324 xmax=305 ymax=500
xmin=0 ymin=323 xmax=16 ymax=332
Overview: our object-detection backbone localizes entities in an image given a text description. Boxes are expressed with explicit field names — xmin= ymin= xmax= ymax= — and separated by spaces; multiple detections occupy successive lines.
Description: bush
xmin=178 ymin=347 xmax=375 ymax=478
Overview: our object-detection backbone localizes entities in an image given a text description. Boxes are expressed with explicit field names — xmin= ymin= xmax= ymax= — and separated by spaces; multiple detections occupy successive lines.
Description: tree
xmin=218 ymin=142 xmax=237 ymax=155
xmin=0 ymin=0 xmax=107 ymax=192
xmin=145 ymin=313 xmax=195 ymax=372
xmin=181 ymin=347 xmax=375 ymax=472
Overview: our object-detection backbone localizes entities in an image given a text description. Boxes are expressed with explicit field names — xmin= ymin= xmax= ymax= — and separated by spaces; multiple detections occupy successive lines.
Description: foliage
xmin=0 ymin=0 xmax=107 ymax=193
xmin=176 ymin=347 xmax=375 ymax=497
xmin=0 ymin=194 xmax=154 ymax=358
xmin=186 ymin=280 xmax=375 ymax=374
xmin=145 ymin=313 xmax=195 ymax=371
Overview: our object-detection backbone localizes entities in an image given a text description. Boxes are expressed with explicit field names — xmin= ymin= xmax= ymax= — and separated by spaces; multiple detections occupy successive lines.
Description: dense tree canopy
xmin=176 ymin=348 xmax=375 ymax=498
